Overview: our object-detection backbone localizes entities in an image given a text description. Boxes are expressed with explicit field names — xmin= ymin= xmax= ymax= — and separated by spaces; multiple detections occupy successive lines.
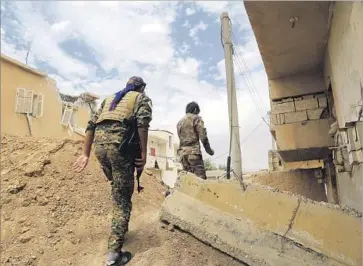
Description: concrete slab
xmin=274 ymin=119 xmax=333 ymax=150
xmin=160 ymin=191 xmax=329 ymax=266
xmin=161 ymin=174 xmax=362 ymax=266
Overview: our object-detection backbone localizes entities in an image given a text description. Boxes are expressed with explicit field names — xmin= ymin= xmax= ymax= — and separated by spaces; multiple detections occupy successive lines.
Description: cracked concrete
xmin=279 ymin=197 xmax=301 ymax=256
xmin=160 ymin=173 xmax=362 ymax=266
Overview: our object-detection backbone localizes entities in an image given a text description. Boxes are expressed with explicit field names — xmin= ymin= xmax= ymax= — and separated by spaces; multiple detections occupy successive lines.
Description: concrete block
xmin=342 ymin=147 xmax=351 ymax=171
xmin=279 ymin=113 xmax=286 ymax=124
xmin=307 ymin=108 xmax=325 ymax=120
xmin=275 ymin=114 xmax=285 ymax=125
xmin=285 ymin=111 xmax=308 ymax=124
xmin=166 ymin=174 xmax=362 ymax=266
xmin=348 ymin=150 xmax=363 ymax=165
xmin=295 ymin=98 xmax=319 ymax=111
xmin=339 ymin=131 xmax=349 ymax=145
xmin=347 ymin=127 xmax=361 ymax=152
xmin=317 ymin=95 xmax=328 ymax=108
xmin=271 ymin=101 xmax=295 ymax=114
xmin=270 ymin=114 xmax=278 ymax=125
xmin=356 ymin=122 xmax=363 ymax=149
xmin=274 ymin=119 xmax=334 ymax=151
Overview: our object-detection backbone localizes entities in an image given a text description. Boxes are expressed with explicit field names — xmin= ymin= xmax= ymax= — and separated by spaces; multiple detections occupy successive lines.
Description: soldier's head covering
xmin=109 ymin=76 xmax=146 ymax=111
xmin=185 ymin=101 xmax=200 ymax=114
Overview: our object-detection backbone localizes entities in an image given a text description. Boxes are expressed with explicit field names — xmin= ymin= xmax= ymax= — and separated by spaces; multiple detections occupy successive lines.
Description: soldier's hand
xmin=73 ymin=154 xmax=89 ymax=173
xmin=135 ymin=152 xmax=146 ymax=171
xmin=207 ymin=149 xmax=215 ymax=156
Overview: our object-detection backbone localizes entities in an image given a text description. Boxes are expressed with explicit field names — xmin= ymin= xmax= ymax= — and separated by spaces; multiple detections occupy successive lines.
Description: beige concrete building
xmin=245 ymin=1 xmax=362 ymax=212
xmin=1 ymin=54 xmax=98 ymax=140
xmin=145 ymin=129 xmax=182 ymax=188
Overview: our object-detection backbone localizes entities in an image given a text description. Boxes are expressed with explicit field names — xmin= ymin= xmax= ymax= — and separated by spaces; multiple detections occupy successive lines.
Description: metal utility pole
xmin=220 ymin=12 xmax=243 ymax=184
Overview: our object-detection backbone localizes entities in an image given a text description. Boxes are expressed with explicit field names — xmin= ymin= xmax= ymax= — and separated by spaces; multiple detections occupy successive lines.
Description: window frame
xmin=15 ymin=88 xmax=27 ymax=114
xmin=16 ymin=88 xmax=44 ymax=117
xmin=60 ymin=105 xmax=74 ymax=126
xmin=168 ymin=135 xmax=172 ymax=149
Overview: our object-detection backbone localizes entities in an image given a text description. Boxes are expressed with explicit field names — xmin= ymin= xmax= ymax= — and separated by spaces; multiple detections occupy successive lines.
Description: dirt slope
xmin=0 ymin=134 xmax=244 ymax=266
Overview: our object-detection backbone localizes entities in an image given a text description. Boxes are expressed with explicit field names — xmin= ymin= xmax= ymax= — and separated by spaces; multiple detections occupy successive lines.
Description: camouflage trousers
xmin=94 ymin=144 xmax=135 ymax=252
xmin=181 ymin=154 xmax=207 ymax=179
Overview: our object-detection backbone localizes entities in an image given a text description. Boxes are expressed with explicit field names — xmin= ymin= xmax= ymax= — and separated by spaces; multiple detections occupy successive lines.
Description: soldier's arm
xmin=195 ymin=116 xmax=214 ymax=155
xmin=83 ymin=100 xmax=106 ymax=157
xmin=135 ymin=95 xmax=153 ymax=165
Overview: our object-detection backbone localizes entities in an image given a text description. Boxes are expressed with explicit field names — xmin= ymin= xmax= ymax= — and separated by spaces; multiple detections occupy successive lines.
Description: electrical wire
xmin=232 ymin=32 xmax=267 ymax=111
xmin=230 ymin=31 xmax=269 ymax=126
xmin=209 ymin=120 xmax=264 ymax=164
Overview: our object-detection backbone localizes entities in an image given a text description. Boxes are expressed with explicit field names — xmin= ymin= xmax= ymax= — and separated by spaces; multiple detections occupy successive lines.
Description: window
xmin=32 ymin=94 xmax=44 ymax=117
xmin=15 ymin=88 xmax=43 ymax=117
xmin=61 ymin=106 xmax=73 ymax=126
xmin=150 ymin=147 xmax=156 ymax=156
xmin=15 ymin=88 xmax=33 ymax=114
xmin=168 ymin=135 xmax=172 ymax=149
xmin=24 ymin=89 xmax=33 ymax=113
xmin=61 ymin=103 xmax=77 ymax=128
xmin=70 ymin=108 xmax=77 ymax=128
xmin=15 ymin=88 xmax=26 ymax=113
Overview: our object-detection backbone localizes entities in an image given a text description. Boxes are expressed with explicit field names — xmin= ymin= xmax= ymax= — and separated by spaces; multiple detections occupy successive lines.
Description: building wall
xmin=335 ymin=164 xmax=362 ymax=211
xmin=323 ymin=2 xmax=363 ymax=212
xmin=324 ymin=1 xmax=362 ymax=127
xmin=246 ymin=1 xmax=362 ymax=212
xmin=146 ymin=130 xmax=178 ymax=188
xmin=1 ymin=57 xmax=90 ymax=140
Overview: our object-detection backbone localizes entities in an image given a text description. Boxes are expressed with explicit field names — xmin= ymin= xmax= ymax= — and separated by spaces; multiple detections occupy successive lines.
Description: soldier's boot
xmin=106 ymin=251 xmax=132 ymax=266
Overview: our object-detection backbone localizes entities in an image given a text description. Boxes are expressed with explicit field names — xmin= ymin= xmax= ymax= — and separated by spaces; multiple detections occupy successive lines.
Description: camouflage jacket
xmin=177 ymin=113 xmax=212 ymax=157
xmin=86 ymin=92 xmax=152 ymax=145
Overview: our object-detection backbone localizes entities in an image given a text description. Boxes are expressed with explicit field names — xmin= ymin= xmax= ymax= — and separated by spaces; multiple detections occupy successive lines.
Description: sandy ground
xmin=0 ymin=134 xmax=244 ymax=266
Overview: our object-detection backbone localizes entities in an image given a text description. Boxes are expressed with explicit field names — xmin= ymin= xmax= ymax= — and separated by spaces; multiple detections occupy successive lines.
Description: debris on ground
xmin=0 ymin=134 xmax=244 ymax=266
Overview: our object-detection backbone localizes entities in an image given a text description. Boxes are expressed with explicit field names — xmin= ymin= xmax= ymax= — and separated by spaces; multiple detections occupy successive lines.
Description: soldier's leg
xmin=188 ymin=154 xmax=207 ymax=179
xmin=181 ymin=155 xmax=191 ymax=172
xmin=94 ymin=144 xmax=113 ymax=181
xmin=107 ymin=146 xmax=135 ymax=253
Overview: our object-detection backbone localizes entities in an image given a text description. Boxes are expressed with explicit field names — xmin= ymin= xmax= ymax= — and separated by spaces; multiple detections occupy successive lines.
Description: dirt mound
xmin=1 ymin=134 xmax=243 ymax=266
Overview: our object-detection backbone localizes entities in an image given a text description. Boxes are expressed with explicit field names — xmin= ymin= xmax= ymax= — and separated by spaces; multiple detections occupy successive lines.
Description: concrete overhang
xmin=274 ymin=119 xmax=334 ymax=162
xmin=244 ymin=1 xmax=333 ymax=80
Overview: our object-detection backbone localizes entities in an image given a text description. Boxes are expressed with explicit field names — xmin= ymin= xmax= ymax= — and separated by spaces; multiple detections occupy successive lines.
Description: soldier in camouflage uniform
xmin=177 ymin=101 xmax=214 ymax=179
xmin=73 ymin=76 xmax=152 ymax=266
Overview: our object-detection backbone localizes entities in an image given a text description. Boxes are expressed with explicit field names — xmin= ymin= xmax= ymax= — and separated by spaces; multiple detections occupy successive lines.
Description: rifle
xmin=118 ymin=117 xmax=144 ymax=194
xmin=136 ymin=168 xmax=144 ymax=193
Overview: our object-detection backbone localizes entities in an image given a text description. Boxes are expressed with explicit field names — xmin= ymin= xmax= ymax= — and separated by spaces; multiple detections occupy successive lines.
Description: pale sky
xmin=1 ymin=1 xmax=272 ymax=171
